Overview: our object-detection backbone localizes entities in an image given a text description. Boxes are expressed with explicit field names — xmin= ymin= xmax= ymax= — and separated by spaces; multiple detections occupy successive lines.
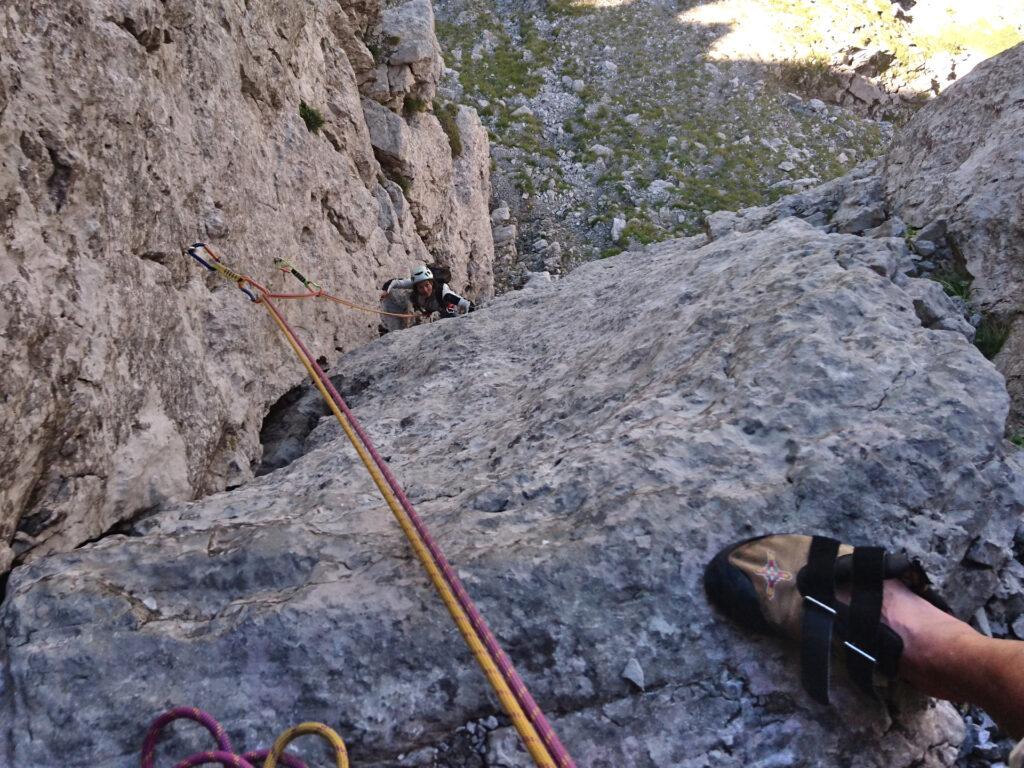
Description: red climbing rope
xmin=185 ymin=244 xmax=575 ymax=768
xmin=260 ymin=293 xmax=576 ymax=768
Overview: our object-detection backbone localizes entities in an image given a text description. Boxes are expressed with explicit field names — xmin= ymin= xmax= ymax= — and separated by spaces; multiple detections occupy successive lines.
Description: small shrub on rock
xmin=974 ymin=314 xmax=1012 ymax=360
xmin=434 ymin=100 xmax=463 ymax=157
xmin=395 ymin=174 xmax=413 ymax=195
xmin=934 ymin=270 xmax=972 ymax=300
xmin=403 ymin=94 xmax=429 ymax=115
xmin=299 ymin=101 xmax=325 ymax=133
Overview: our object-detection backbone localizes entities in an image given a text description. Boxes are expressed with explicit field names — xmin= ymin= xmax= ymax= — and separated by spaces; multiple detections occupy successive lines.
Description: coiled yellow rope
xmin=262 ymin=723 xmax=348 ymax=768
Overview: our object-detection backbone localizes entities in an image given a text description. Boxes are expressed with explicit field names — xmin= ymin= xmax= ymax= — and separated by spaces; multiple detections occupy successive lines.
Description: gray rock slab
xmin=2 ymin=219 xmax=1022 ymax=767
xmin=885 ymin=41 xmax=1024 ymax=432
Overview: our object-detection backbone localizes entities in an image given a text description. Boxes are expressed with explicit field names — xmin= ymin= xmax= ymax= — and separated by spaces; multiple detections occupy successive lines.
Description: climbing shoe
xmin=703 ymin=533 xmax=950 ymax=704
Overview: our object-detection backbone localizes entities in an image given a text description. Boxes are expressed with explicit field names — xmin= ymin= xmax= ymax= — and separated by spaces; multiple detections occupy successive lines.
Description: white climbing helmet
xmin=410 ymin=264 xmax=433 ymax=284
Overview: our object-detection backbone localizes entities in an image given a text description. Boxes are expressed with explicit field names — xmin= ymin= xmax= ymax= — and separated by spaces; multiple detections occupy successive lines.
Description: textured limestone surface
xmin=3 ymin=217 xmax=1022 ymax=767
xmin=885 ymin=42 xmax=1024 ymax=429
xmin=0 ymin=0 xmax=493 ymax=570
xmin=885 ymin=42 xmax=1024 ymax=314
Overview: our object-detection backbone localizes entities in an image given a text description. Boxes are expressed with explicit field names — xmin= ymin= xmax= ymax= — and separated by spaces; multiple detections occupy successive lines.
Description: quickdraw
xmin=186 ymin=244 xmax=416 ymax=319
xmin=273 ymin=257 xmax=321 ymax=292
xmin=181 ymin=244 xmax=575 ymax=768
xmin=188 ymin=245 xmax=260 ymax=302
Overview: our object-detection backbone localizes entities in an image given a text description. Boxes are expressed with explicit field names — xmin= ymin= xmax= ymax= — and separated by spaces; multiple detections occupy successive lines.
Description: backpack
xmin=428 ymin=262 xmax=452 ymax=285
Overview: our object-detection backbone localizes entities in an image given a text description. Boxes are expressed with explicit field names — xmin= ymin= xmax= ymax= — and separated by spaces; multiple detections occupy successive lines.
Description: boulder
xmin=490 ymin=204 xmax=511 ymax=226
xmin=904 ymin=278 xmax=976 ymax=339
xmin=847 ymin=47 xmax=897 ymax=78
xmin=865 ymin=216 xmax=907 ymax=239
xmin=492 ymin=224 xmax=517 ymax=246
xmin=378 ymin=0 xmax=443 ymax=108
xmin=833 ymin=202 xmax=887 ymax=234
xmin=3 ymin=218 xmax=1021 ymax=766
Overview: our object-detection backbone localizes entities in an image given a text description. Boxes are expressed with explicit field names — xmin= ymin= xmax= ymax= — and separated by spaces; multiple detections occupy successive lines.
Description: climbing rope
xmin=264 ymin=723 xmax=348 ymax=768
xmin=265 ymin=256 xmax=417 ymax=319
xmin=185 ymin=244 xmax=575 ymax=768
xmin=140 ymin=706 xmax=328 ymax=768
xmin=185 ymin=246 xmax=415 ymax=319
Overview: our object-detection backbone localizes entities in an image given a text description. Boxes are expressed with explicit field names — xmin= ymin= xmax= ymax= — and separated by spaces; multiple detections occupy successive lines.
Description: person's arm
xmin=381 ymin=277 xmax=414 ymax=299
xmin=441 ymin=284 xmax=472 ymax=314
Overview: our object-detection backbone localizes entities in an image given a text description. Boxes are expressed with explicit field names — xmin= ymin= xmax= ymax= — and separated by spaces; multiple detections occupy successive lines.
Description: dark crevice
xmin=45 ymin=145 xmax=73 ymax=212
xmin=74 ymin=505 xmax=161 ymax=549
xmin=109 ymin=16 xmax=166 ymax=53
xmin=16 ymin=506 xmax=60 ymax=540
xmin=322 ymin=129 xmax=344 ymax=154
xmin=255 ymin=373 xmax=374 ymax=477
xmin=239 ymin=65 xmax=265 ymax=106
xmin=139 ymin=250 xmax=172 ymax=266
xmin=255 ymin=385 xmax=327 ymax=477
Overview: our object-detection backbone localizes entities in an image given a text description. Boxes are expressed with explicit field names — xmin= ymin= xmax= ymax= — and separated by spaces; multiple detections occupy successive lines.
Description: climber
xmin=379 ymin=264 xmax=473 ymax=333
xmin=705 ymin=533 xmax=1024 ymax=765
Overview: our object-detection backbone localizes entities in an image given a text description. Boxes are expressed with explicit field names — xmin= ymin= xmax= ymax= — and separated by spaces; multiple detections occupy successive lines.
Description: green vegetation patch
xmin=974 ymin=314 xmax=1012 ymax=360
xmin=437 ymin=13 xmax=549 ymax=102
xmin=299 ymin=101 xmax=325 ymax=133
xmin=437 ymin=0 xmax=905 ymax=253
xmin=546 ymin=0 xmax=596 ymax=17
xmin=394 ymin=174 xmax=413 ymax=195
xmin=619 ymin=218 xmax=662 ymax=246
xmin=774 ymin=55 xmax=844 ymax=99
xmin=403 ymin=94 xmax=429 ymax=115
xmin=933 ymin=270 xmax=972 ymax=301
xmin=434 ymin=100 xmax=464 ymax=156
xmin=916 ymin=20 xmax=1022 ymax=59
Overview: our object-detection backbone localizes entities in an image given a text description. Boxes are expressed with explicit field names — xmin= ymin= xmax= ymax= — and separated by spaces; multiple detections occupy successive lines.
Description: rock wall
xmin=707 ymin=42 xmax=1024 ymax=434
xmin=885 ymin=41 xmax=1024 ymax=431
xmin=2 ymin=213 xmax=1022 ymax=766
xmin=0 ymin=0 xmax=493 ymax=570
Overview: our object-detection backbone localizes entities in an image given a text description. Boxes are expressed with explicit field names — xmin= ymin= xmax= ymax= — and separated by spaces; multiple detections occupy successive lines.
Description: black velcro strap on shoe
xmin=845 ymin=546 xmax=885 ymax=697
xmin=799 ymin=536 xmax=840 ymax=704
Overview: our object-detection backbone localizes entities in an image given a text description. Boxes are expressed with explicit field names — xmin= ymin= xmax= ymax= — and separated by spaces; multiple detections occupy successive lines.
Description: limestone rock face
xmin=362 ymin=100 xmax=493 ymax=296
xmin=885 ymin=42 xmax=1024 ymax=426
xmin=886 ymin=41 xmax=1024 ymax=315
xmin=364 ymin=0 xmax=444 ymax=111
xmin=3 ymin=218 xmax=1021 ymax=767
xmin=0 ymin=0 xmax=493 ymax=570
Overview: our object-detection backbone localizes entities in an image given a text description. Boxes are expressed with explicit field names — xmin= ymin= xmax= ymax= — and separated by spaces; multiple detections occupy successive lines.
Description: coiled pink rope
xmin=141 ymin=708 xmax=306 ymax=768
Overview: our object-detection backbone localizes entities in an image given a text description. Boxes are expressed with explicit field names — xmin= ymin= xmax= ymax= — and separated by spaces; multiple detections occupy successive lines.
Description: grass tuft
xmin=774 ymin=54 xmax=842 ymax=98
xmin=974 ymin=314 xmax=1011 ymax=360
xmin=299 ymin=101 xmax=325 ymax=133
xmin=434 ymin=100 xmax=464 ymax=156
xmin=403 ymin=94 xmax=429 ymax=115
xmin=393 ymin=174 xmax=413 ymax=196
xmin=934 ymin=270 xmax=972 ymax=301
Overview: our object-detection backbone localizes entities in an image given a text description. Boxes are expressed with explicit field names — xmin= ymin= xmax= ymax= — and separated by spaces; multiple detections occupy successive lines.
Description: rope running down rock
xmin=185 ymin=244 xmax=575 ymax=768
